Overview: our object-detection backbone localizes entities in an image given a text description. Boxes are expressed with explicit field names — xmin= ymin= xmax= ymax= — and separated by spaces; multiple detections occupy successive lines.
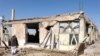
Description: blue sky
xmin=0 ymin=0 xmax=100 ymax=29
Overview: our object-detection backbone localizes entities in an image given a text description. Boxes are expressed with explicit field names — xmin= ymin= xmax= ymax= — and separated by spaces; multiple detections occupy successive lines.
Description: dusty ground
xmin=0 ymin=47 xmax=5 ymax=56
xmin=84 ymin=41 xmax=100 ymax=56
xmin=0 ymin=48 xmax=75 ymax=56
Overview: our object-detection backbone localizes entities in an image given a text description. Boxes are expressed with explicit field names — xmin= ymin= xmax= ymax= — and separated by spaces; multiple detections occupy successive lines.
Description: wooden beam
xmin=41 ymin=29 xmax=52 ymax=48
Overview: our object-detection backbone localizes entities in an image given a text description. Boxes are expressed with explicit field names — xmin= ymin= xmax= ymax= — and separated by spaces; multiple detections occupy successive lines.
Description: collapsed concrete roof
xmin=2 ymin=11 xmax=95 ymax=28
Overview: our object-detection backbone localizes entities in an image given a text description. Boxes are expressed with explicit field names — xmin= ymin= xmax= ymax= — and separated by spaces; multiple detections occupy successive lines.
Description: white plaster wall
xmin=12 ymin=24 xmax=26 ymax=47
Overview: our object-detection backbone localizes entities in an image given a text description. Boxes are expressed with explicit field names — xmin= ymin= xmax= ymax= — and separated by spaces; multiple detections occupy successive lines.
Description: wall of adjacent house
xmin=12 ymin=23 xmax=26 ymax=47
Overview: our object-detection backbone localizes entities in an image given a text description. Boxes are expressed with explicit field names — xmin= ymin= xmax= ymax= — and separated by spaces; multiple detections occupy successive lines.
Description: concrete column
xmin=51 ymin=28 xmax=55 ymax=50
xmin=79 ymin=18 xmax=86 ymax=43
xmin=91 ymin=27 xmax=95 ymax=42
xmin=96 ymin=31 xmax=99 ymax=41
xmin=0 ymin=25 xmax=4 ymax=46
xmin=52 ymin=23 xmax=59 ymax=49
xmin=12 ymin=24 xmax=26 ymax=47
xmin=0 ymin=16 xmax=4 ymax=46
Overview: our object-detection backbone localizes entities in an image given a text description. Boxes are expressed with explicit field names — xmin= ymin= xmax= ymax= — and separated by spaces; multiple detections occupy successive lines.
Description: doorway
xmin=26 ymin=23 xmax=39 ymax=43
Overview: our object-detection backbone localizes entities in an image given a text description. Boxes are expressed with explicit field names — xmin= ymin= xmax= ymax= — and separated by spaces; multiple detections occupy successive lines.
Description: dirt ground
xmin=0 ymin=48 xmax=75 ymax=56
xmin=84 ymin=41 xmax=100 ymax=56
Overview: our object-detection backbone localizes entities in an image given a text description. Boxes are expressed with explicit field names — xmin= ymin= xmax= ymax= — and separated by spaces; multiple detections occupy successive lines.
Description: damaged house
xmin=0 ymin=11 xmax=99 ymax=51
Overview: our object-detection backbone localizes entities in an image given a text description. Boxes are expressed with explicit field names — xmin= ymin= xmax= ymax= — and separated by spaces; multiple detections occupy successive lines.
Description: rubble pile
xmin=1 ymin=48 xmax=75 ymax=56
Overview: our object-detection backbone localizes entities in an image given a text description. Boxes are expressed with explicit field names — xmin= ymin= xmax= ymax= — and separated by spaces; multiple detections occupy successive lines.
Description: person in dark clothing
xmin=9 ymin=35 xmax=19 ymax=55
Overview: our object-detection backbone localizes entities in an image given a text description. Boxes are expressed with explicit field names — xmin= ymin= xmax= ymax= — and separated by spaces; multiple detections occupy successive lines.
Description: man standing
xmin=9 ymin=35 xmax=19 ymax=55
